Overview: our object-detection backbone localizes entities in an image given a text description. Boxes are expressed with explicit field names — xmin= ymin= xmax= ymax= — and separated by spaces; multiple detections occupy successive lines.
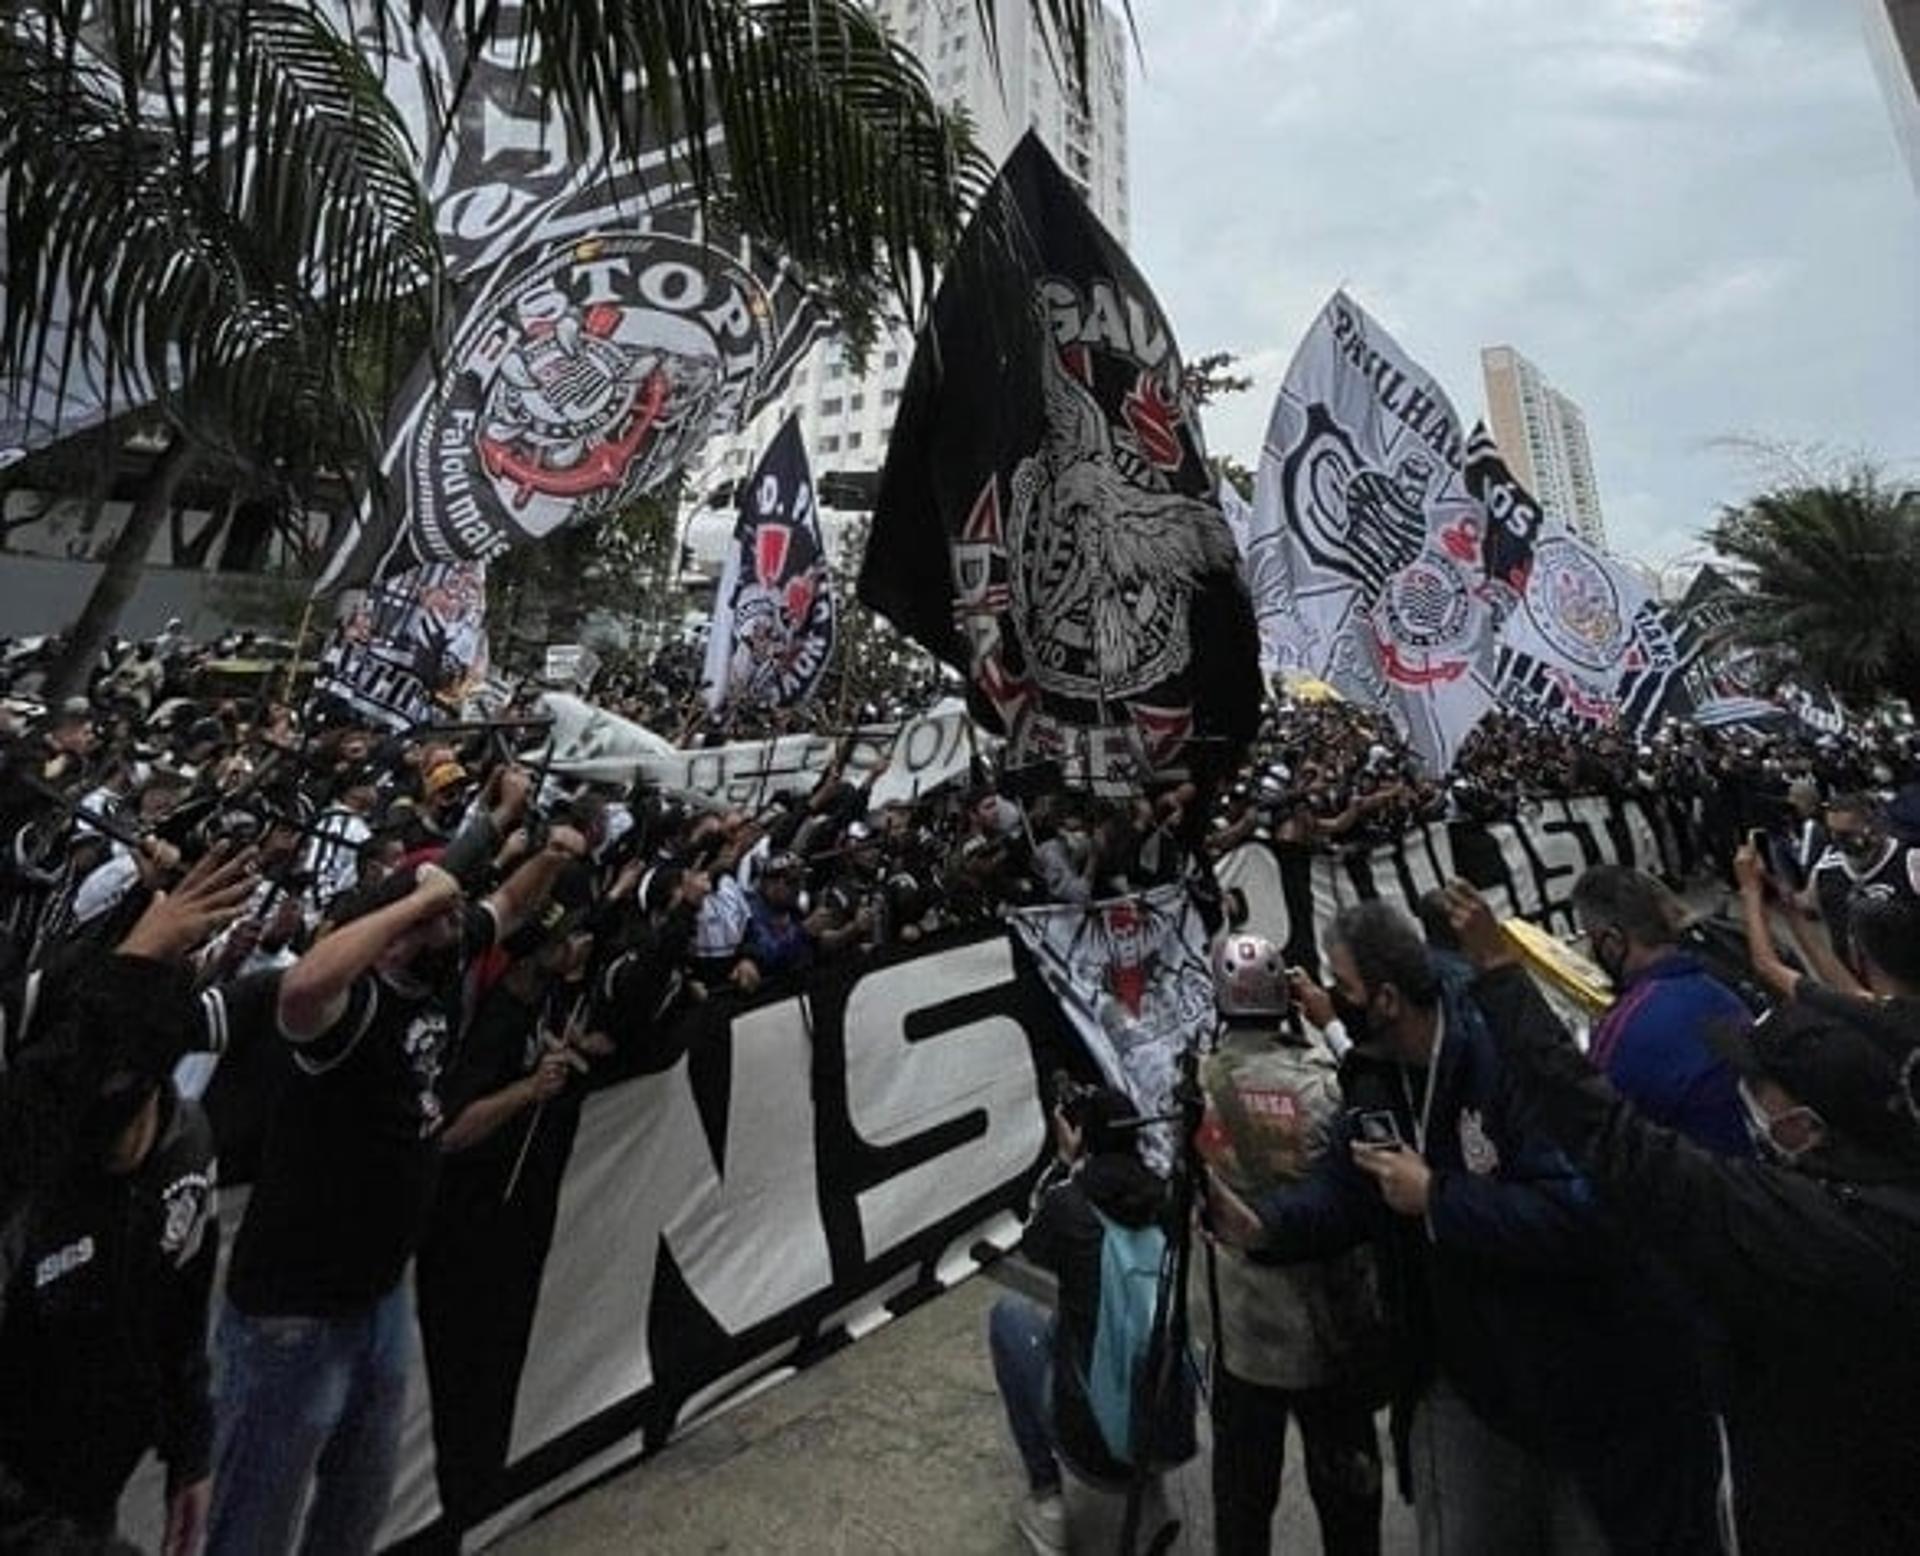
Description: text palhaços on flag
xmin=1247 ymin=290 xmax=1702 ymax=767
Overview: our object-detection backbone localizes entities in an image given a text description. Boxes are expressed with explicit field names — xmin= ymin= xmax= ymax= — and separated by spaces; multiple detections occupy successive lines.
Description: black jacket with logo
xmin=0 ymin=1087 xmax=217 ymax=1520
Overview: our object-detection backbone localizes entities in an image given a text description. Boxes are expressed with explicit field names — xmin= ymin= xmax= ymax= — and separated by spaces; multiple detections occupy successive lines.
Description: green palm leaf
xmin=1706 ymin=467 xmax=1920 ymax=709
xmin=1 ymin=1 xmax=439 ymax=470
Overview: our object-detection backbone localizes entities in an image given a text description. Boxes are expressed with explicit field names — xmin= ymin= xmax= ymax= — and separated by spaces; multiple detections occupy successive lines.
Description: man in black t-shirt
xmin=1809 ymin=794 xmax=1920 ymax=975
xmin=205 ymin=792 xmax=586 ymax=1556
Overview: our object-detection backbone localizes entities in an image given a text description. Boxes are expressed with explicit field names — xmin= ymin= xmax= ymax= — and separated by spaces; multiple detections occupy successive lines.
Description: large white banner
xmin=544 ymin=696 xmax=983 ymax=808
xmin=1252 ymin=292 xmax=1496 ymax=769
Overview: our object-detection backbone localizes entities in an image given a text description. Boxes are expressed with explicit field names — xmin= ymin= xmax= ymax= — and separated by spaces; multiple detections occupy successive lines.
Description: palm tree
xmin=1 ymin=0 xmax=1128 ymax=699
xmin=1705 ymin=465 xmax=1920 ymax=713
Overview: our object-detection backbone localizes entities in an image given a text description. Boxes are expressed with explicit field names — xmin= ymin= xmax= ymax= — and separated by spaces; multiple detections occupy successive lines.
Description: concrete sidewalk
xmin=500 ymin=1276 xmax=1418 ymax=1554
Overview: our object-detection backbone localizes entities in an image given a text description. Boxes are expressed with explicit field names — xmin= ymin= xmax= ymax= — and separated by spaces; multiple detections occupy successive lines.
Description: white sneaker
xmin=1015 ymin=1489 xmax=1068 ymax=1553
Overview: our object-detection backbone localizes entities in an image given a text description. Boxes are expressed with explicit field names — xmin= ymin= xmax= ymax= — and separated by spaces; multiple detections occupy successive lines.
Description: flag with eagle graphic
xmin=860 ymin=134 xmax=1260 ymax=793
xmin=703 ymin=414 xmax=835 ymax=712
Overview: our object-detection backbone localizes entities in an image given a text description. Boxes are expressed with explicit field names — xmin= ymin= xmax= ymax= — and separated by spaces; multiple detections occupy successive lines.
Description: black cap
xmin=1707 ymin=997 xmax=1920 ymax=1156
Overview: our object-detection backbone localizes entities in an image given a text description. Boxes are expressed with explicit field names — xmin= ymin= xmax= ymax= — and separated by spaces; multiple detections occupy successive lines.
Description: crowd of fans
xmin=3 ymin=618 xmax=1920 ymax=1554
xmin=582 ymin=636 xmax=950 ymax=748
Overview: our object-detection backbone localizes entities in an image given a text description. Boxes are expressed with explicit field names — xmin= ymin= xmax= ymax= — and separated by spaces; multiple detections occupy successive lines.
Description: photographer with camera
xmin=988 ymin=1079 xmax=1167 ymax=1554
xmin=1205 ymin=900 xmax=1720 ymax=1555
xmin=1199 ymin=936 xmax=1388 ymax=1556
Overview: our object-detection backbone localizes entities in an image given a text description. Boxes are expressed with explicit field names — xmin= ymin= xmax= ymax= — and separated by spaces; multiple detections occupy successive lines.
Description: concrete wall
xmin=0 ymin=552 xmax=309 ymax=641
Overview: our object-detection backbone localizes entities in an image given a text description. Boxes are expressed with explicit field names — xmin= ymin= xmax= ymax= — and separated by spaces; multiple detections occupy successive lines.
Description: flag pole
xmin=281 ymin=592 xmax=318 ymax=707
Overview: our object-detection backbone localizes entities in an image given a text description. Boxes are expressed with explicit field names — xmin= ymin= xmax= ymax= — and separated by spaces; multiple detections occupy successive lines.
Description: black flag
xmin=702 ymin=414 xmax=835 ymax=711
xmin=860 ymin=134 xmax=1259 ymax=791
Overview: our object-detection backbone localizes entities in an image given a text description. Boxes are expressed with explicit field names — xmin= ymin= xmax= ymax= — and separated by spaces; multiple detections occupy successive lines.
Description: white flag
xmin=1251 ymin=292 xmax=1494 ymax=768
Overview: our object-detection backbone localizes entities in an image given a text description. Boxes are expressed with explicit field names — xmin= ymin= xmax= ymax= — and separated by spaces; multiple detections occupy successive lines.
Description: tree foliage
xmin=2 ymin=0 xmax=1126 ymax=473
xmin=1705 ymin=463 xmax=1920 ymax=713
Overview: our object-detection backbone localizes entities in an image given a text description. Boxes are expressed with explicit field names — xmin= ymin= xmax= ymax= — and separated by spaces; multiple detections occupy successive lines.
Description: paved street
xmin=501 ymin=1275 xmax=1417 ymax=1555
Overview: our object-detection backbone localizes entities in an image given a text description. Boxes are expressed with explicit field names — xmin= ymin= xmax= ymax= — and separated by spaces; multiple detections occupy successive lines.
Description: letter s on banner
xmin=508 ymin=997 xmax=832 ymax=1460
xmin=844 ymin=939 xmax=1046 ymax=1262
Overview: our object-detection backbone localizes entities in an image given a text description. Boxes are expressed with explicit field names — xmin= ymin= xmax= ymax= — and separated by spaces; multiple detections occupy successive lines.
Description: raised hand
xmin=118 ymin=844 xmax=259 ymax=962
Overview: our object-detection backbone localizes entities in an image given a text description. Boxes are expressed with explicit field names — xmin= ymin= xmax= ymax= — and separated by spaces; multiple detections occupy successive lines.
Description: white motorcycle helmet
xmin=1212 ymin=933 xmax=1290 ymax=1018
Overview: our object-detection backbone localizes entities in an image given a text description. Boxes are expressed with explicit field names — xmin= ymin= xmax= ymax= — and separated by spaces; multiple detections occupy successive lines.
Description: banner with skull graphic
xmin=1251 ymin=291 xmax=1498 ymax=770
xmin=1009 ymin=883 xmax=1216 ymax=1173
xmin=703 ymin=414 xmax=835 ymax=713
xmin=860 ymin=133 xmax=1260 ymax=794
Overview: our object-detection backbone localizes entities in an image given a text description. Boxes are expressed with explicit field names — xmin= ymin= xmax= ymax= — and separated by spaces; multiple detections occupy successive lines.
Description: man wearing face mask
xmin=1810 ymin=793 xmax=1920 ymax=975
xmin=1208 ymin=901 xmax=1720 ymax=1555
xmin=1570 ymin=866 xmax=1750 ymax=1155
xmin=1446 ymin=881 xmax=1920 ymax=1556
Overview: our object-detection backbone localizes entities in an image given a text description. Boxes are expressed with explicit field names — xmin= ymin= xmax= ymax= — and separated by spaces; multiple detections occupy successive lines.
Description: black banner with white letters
xmin=153 ymin=926 xmax=1080 ymax=1552
xmin=1214 ymin=796 xmax=1672 ymax=976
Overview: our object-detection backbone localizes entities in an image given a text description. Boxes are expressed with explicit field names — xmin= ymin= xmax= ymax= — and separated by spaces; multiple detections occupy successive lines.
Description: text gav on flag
xmin=861 ymin=133 xmax=1260 ymax=795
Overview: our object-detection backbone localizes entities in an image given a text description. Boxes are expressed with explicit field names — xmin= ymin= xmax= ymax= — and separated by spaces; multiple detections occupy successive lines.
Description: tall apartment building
xmin=1481 ymin=345 xmax=1609 ymax=552
xmin=1861 ymin=0 xmax=1920 ymax=194
xmin=684 ymin=0 xmax=1132 ymax=570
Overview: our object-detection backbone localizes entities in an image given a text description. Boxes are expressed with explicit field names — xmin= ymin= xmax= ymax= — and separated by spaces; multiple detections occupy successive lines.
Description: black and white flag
xmin=1463 ymin=426 xmax=1691 ymax=734
xmin=1251 ymin=291 xmax=1495 ymax=769
xmin=860 ymin=134 xmax=1260 ymax=792
xmin=326 ymin=201 xmax=826 ymax=587
xmin=313 ymin=1 xmax=828 ymax=589
xmin=1009 ymin=884 xmax=1215 ymax=1173
xmin=312 ymin=562 xmax=491 ymax=730
xmin=703 ymin=415 xmax=835 ymax=712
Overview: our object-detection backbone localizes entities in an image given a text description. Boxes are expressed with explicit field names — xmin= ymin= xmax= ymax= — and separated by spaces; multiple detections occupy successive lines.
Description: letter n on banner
xmin=508 ymin=998 xmax=833 ymax=1461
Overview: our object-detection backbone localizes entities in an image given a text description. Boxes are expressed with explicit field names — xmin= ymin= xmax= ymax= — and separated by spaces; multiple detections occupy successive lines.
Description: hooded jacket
xmin=1022 ymin=1149 xmax=1166 ymax=1483
xmin=1477 ymin=959 xmax=1920 ymax=1556
xmin=1588 ymin=952 xmax=1750 ymax=1156
xmin=0 ymin=1085 xmax=217 ymax=1520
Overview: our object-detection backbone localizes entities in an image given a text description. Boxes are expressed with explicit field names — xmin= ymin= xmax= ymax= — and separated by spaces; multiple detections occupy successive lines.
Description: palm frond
xmin=0 ymin=1 xmax=441 ymax=470
xmin=1706 ymin=471 xmax=1920 ymax=704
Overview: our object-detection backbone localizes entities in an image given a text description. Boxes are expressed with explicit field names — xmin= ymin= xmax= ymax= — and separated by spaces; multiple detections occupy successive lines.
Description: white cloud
xmin=1125 ymin=0 xmax=1920 ymax=562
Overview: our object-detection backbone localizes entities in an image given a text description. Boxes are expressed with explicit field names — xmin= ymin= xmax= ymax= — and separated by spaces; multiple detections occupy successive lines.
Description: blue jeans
xmin=989 ymin=1294 xmax=1060 ymax=1494
xmin=205 ymin=1287 xmax=413 ymax=1556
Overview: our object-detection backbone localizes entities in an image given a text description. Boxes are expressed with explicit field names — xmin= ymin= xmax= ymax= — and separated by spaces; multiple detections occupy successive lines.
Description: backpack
xmin=1081 ymin=1207 xmax=1195 ymax=1468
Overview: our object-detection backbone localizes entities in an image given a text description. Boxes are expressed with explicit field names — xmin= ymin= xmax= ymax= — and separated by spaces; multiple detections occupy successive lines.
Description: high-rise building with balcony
xmin=1861 ymin=0 xmax=1920 ymax=194
xmin=684 ymin=0 xmax=1132 ymax=570
xmin=1481 ymin=344 xmax=1609 ymax=552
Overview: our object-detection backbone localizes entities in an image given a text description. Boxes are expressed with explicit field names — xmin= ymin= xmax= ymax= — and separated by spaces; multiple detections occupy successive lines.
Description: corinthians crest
xmin=403 ymin=214 xmax=785 ymax=566
xmin=949 ymin=284 xmax=1234 ymax=779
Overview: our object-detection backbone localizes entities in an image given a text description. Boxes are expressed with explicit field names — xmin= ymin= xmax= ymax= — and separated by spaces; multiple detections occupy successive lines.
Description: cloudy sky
xmin=1123 ymin=0 xmax=1919 ymax=564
